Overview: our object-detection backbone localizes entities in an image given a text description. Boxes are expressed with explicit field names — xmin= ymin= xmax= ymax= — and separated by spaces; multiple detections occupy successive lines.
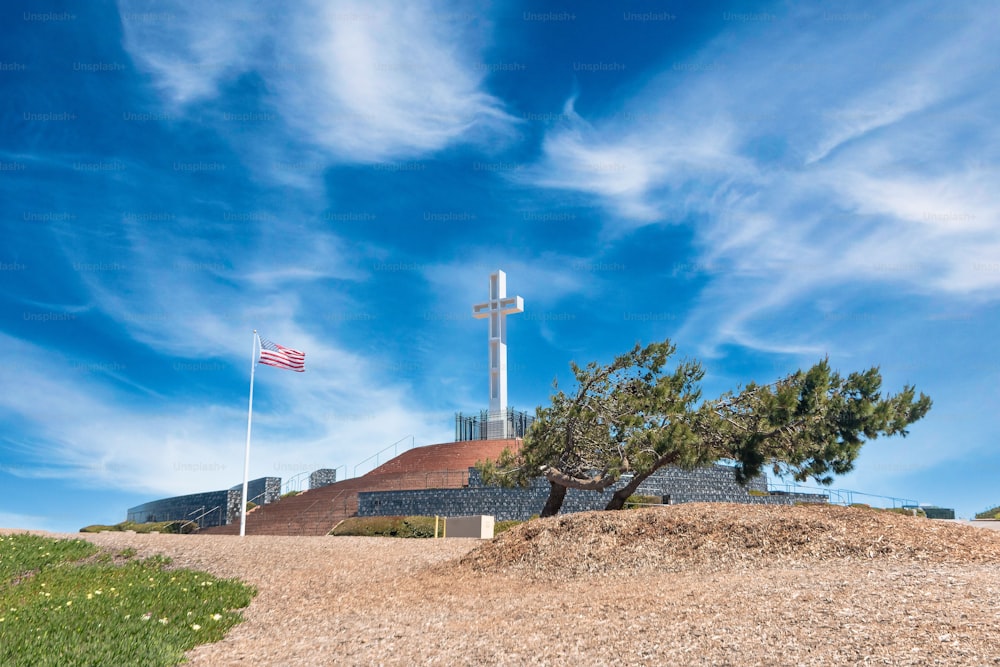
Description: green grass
xmin=624 ymin=494 xmax=663 ymax=507
xmin=0 ymin=533 xmax=255 ymax=666
xmin=79 ymin=520 xmax=197 ymax=535
xmin=885 ymin=507 xmax=927 ymax=518
xmin=975 ymin=505 xmax=1000 ymax=520
xmin=330 ymin=516 xmax=439 ymax=538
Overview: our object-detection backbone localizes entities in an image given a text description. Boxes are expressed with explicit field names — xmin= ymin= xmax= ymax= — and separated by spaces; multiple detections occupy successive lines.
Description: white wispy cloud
xmin=519 ymin=97 xmax=749 ymax=227
xmin=523 ymin=2 xmax=1000 ymax=357
xmin=423 ymin=253 xmax=591 ymax=313
xmin=117 ymin=0 xmax=516 ymax=164
xmin=0 ymin=330 xmax=448 ymax=498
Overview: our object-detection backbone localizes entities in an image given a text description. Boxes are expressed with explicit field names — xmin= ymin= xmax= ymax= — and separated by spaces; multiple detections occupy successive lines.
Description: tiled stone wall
xmin=127 ymin=490 xmax=233 ymax=528
xmin=309 ymin=469 xmax=338 ymax=489
xmin=357 ymin=464 xmax=827 ymax=520
xmin=230 ymin=476 xmax=281 ymax=505
xmin=128 ymin=476 xmax=282 ymax=528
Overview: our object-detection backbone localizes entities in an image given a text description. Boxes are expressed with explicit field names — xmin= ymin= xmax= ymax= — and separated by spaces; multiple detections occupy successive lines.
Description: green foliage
xmin=478 ymin=340 xmax=704 ymax=493
xmin=624 ymin=495 xmax=662 ymax=507
xmin=747 ymin=489 xmax=770 ymax=497
xmin=0 ymin=534 xmax=255 ymax=666
xmin=974 ymin=505 xmax=1000 ymax=519
xmin=80 ymin=521 xmax=196 ymax=535
xmin=843 ymin=506 xmax=926 ymax=518
xmin=693 ymin=357 xmax=932 ymax=486
xmin=280 ymin=490 xmax=301 ymax=499
xmin=0 ymin=534 xmax=98 ymax=585
xmin=481 ymin=338 xmax=931 ymax=516
xmin=886 ymin=507 xmax=927 ymax=518
xmin=330 ymin=516 xmax=439 ymax=538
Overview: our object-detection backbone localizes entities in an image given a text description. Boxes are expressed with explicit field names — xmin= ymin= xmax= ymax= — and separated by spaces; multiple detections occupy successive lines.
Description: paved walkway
xmin=950 ymin=520 xmax=1000 ymax=531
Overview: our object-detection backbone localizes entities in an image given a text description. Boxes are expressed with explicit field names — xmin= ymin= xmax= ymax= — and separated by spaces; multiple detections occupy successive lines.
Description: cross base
xmin=454 ymin=408 xmax=535 ymax=442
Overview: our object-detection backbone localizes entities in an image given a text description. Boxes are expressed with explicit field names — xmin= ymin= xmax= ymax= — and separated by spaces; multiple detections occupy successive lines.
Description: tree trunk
xmin=540 ymin=465 xmax=616 ymax=491
xmin=540 ymin=481 xmax=568 ymax=517
xmin=603 ymin=452 xmax=680 ymax=511
xmin=604 ymin=474 xmax=647 ymax=510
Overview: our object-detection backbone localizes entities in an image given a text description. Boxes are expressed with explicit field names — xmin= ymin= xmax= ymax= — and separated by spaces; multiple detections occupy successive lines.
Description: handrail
xmin=352 ymin=435 xmax=415 ymax=478
xmin=176 ymin=505 xmax=222 ymax=531
xmin=282 ymin=471 xmax=311 ymax=494
xmin=768 ymin=481 xmax=918 ymax=509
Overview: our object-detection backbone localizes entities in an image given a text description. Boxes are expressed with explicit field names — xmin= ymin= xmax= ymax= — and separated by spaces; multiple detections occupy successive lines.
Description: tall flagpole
xmin=240 ymin=330 xmax=258 ymax=537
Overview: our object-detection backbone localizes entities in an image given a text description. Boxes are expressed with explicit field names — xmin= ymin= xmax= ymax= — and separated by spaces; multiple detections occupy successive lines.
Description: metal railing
xmin=282 ymin=471 xmax=311 ymax=494
xmin=181 ymin=505 xmax=222 ymax=531
xmin=767 ymin=481 xmax=918 ymax=509
xmin=455 ymin=408 xmax=534 ymax=441
xmin=352 ymin=435 xmax=414 ymax=478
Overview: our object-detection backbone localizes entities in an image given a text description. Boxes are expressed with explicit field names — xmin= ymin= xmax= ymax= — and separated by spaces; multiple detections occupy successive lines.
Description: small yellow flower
xmin=211 ymin=613 xmax=222 ymax=621
xmin=66 ymin=601 xmax=72 ymax=606
xmin=159 ymin=618 xmax=169 ymax=625
xmin=191 ymin=624 xmax=201 ymax=631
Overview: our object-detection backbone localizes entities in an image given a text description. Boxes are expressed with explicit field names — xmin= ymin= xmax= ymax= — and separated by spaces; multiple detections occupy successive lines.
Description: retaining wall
xmin=127 ymin=476 xmax=282 ymax=528
xmin=357 ymin=464 xmax=827 ymax=521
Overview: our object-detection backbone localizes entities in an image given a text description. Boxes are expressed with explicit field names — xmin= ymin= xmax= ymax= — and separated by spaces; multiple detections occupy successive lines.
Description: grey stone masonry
xmin=357 ymin=464 xmax=827 ymax=521
xmin=230 ymin=476 xmax=281 ymax=506
xmin=127 ymin=490 xmax=234 ymax=529
xmin=129 ymin=476 xmax=282 ymax=528
xmin=309 ymin=468 xmax=338 ymax=489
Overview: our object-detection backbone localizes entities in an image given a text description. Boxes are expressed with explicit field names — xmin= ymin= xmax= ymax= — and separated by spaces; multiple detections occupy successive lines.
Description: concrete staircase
xmin=200 ymin=439 xmax=520 ymax=536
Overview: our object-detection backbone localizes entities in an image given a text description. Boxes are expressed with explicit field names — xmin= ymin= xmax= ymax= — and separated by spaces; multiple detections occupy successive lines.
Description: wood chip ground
xmin=8 ymin=503 xmax=1000 ymax=665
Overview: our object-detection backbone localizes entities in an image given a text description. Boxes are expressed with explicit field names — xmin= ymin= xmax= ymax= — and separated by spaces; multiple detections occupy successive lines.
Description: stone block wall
xmin=224 ymin=489 xmax=243 ymax=525
xmin=357 ymin=464 xmax=827 ymax=520
xmin=127 ymin=490 xmax=232 ymax=528
xmin=309 ymin=469 xmax=338 ymax=489
xmin=129 ymin=476 xmax=283 ymax=528
xmin=231 ymin=476 xmax=281 ymax=505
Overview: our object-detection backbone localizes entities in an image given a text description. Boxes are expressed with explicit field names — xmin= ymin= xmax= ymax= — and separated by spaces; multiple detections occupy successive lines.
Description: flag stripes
xmin=258 ymin=335 xmax=306 ymax=372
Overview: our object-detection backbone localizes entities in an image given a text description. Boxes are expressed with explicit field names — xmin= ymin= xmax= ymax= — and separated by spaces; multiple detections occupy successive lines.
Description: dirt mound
xmin=462 ymin=503 xmax=1000 ymax=578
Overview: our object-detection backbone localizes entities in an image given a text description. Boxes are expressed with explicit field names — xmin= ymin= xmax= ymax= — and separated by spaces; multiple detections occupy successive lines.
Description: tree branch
xmin=540 ymin=465 xmax=617 ymax=491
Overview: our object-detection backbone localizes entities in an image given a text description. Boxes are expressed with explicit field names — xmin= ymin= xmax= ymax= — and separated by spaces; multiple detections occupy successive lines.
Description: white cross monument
xmin=472 ymin=269 xmax=523 ymax=439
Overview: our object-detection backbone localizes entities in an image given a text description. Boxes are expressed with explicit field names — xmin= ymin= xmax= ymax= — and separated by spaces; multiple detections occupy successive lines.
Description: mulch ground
xmin=7 ymin=503 xmax=1000 ymax=665
xmin=462 ymin=503 xmax=1000 ymax=578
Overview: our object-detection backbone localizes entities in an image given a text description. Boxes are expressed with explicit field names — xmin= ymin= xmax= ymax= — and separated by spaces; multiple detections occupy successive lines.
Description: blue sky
xmin=2 ymin=0 xmax=999 ymax=531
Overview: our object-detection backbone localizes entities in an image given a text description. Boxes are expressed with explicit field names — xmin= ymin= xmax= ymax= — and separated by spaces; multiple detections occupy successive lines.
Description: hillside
xmin=462 ymin=503 xmax=1000 ymax=578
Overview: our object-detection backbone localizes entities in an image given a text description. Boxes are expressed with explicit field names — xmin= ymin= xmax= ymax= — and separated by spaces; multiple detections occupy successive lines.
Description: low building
xmin=126 ymin=476 xmax=280 ymax=529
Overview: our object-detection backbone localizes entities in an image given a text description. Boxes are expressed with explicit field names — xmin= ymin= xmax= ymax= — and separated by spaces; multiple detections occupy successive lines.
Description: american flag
xmin=258 ymin=335 xmax=306 ymax=372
